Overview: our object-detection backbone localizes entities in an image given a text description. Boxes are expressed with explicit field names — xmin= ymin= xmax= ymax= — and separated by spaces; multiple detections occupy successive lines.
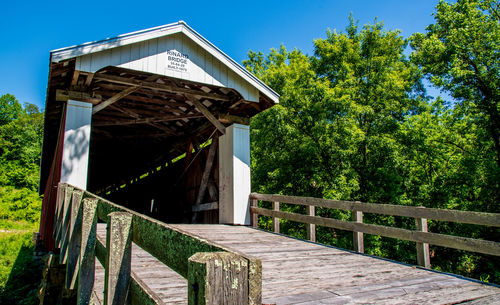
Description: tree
xmin=0 ymin=94 xmax=22 ymax=126
xmin=411 ymin=0 xmax=500 ymax=166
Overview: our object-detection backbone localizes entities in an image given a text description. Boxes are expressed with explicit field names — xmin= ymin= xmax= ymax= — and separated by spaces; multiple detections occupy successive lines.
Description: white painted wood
xmin=51 ymin=21 xmax=279 ymax=104
xmin=219 ymin=124 xmax=251 ymax=225
xmin=60 ymin=100 xmax=92 ymax=190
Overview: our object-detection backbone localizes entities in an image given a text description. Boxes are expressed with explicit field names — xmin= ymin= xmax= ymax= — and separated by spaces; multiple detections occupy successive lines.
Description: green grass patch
xmin=0 ymin=231 xmax=42 ymax=305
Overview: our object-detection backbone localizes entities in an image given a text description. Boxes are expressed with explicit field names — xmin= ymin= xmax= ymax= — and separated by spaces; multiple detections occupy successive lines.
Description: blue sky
xmin=1 ymin=0 xmax=441 ymax=110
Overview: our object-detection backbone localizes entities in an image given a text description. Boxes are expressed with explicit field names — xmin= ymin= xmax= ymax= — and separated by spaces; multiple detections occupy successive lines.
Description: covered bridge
xmin=38 ymin=21 xmax=279 ymax=251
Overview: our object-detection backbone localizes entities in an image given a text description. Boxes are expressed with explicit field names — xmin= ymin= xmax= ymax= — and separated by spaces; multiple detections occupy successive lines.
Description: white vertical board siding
xmin=77 ymin=33 xmax=259 ymax=102
xmin=218 ymin=124 xmax=251 ymax=225
xmin=60 ymin=100 xmax=92 ymax=190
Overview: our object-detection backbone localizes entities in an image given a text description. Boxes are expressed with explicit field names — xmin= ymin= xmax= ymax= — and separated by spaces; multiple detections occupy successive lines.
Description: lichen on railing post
xmin=104 ymin=212 xmax=133 ymax=305
xmin=77 ymin=198 xmax=98 ymax=305
xmin=188 ymin=252 xmax=254 ymax=305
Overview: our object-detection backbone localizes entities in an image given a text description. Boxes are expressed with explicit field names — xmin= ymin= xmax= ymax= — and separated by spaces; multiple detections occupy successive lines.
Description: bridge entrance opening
xmin=38 ymin=22 xmax=279 ymax=250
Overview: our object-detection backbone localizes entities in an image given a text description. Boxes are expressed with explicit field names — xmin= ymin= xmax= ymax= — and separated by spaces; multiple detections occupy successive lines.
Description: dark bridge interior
xmin=40 ymin=61 xmax=274 ymax=222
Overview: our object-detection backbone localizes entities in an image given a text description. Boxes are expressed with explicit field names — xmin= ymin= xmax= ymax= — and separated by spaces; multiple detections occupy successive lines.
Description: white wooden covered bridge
xmin=37 ymin=22 xmax=500 ymax=304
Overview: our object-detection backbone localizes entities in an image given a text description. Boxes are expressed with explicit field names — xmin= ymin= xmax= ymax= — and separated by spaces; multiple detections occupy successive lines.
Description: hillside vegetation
xmin=245 ymin=0 xmax=499 ymax=283
xmin=0 ymin=93 xmax=43 ymax=304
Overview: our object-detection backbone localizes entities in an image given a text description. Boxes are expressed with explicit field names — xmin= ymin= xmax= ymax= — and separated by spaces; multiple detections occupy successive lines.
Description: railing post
xmin=104 ymin=212 xmax=133 ymax=305
xmin=188 ymin=252 xmax=252 ymax=305
xmin=353 ymin=210 xmax=364 ymax=253
xmin=58 ymin=185 xmax=74 ymax=253
xmin=415 ymin=216 xmax=431 ymax=268
xmin=53 ymin=183 xmax=66 ymax=245
xmin=65 ymin=190 xmax=84 ymax=290
xmin=273 ymin=201 xmax=280 ymax=233
xmin=77 ymin=198 xmax=98 ymax=305
xmin=307 ymin=206 xmax=316 ymax=242
xmin=251 ymin=198 xmax=258 ymax=228
xmin=60 ymin=188 xmax=79 ymax=264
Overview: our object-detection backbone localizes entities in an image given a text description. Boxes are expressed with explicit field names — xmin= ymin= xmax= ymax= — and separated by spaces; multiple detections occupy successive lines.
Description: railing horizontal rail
xmin=250 ymin=193 xmax=500 ymax=227
xmin=54 ymin=183 xmax=263 ymax=305
xmin=251 ymin=207 xmax=500 ymax=256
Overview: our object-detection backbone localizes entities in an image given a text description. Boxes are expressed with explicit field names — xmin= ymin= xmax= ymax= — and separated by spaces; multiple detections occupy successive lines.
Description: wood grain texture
xmin=92 ymin=223 xmax=499 ymax=305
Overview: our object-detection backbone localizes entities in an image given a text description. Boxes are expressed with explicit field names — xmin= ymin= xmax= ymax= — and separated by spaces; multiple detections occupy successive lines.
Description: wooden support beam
xmin=218 ymin=114 xmax=250 ymax=125
xmin=56 ymin=89 xmax=102 ymax=104
xmin=187 ymin=94 xmax=226 ymax=134
xmin=196 ymin=138 xmax=218 ymax=205
xmin=92 ymin=86 xmax=140 ymax=114
xmin=111 ymin=105 xmax=177 ymax=135
xmin=191 ymin=202 xmax=219 ymax=213
xmin=71 ymin=70 xmax=80 ymax=87
xmin=105 ymin=212 xmax=133 ymax=305
xmin=94 ymin=73 xmax=231 ymax=101
xmin=92 ymin=113 xmax=204 ymax=127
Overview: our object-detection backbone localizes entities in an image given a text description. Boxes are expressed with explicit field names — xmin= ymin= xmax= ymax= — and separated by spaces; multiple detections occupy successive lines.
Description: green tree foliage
xmin=245 ymin=8 xmax=499 ymax=283
xmin=411 ymin=0 xmax=500 ymax=167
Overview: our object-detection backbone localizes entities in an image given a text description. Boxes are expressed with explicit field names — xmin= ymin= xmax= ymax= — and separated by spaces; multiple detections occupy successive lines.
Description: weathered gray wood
xmin=92 ymin=86 xmax=140 ymax=114
xmin=189 ymin=96 xmax=226 ymax=134
xmin=104 ymin=212 xmax=133 ymax=305
xmin=249 ymin=193 xmax=500 ymax=227
xmin=188 ymin=252 xmax=249 ymax=305
xmin=60 ymin=188 xmax=79 ymax=264
xmin=65 ymin=190 xmax=84 ymax=290
xmin=54 ymin=183 xmax=68 ymax=246
xmin=272 ymin=202 xmax=280 ymax=234
xmin=353 ymin=211 xmax=364 ymax=253
xmin=93 ymin=73 xmax=231 ymax=102
xmin=415 ymin=217 xmax=431 ymax=268
xmin=251 ymin=199 xmax=258 ymax=228
xmin=218 ymin=114 xmax=250 ymax=125
xmin=192 ymin=202 xmax=218 ymax=213
xmin=77 ymin=198 xmax=98 ymax=304
xmin=251 ymin=207 xmax=500 ymax=256
xmin=307 ymin=205 xmax=316 ymax=242
xmin=192 ymin=138 xmax=218 ymax=219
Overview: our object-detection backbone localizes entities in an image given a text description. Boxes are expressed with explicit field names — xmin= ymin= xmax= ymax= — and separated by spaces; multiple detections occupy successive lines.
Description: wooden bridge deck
xmin=94 ymin=224 xmax=499 ymax=304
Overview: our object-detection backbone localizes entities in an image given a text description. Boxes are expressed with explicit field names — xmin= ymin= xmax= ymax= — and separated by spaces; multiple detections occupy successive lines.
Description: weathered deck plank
xmin=93 ymin=223 xmax=499 ymax=304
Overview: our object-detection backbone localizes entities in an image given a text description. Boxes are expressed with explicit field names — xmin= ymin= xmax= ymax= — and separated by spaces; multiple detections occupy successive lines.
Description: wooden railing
xmin=249 ymin=193 xmax=500 ymax=268
xmin=53 ymin=183 xmax=262 ymax=305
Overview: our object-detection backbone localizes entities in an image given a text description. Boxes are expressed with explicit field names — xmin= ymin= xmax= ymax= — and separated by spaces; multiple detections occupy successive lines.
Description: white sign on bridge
xmin=166 ymin=50 xmax=190 ymax=73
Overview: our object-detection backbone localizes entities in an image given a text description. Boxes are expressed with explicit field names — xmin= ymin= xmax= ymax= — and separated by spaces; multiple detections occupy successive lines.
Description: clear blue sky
xmin=1 ymin=0 xmax=441 ymax=110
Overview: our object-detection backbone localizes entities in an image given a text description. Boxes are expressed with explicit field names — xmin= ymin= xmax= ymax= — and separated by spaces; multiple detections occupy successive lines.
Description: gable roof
xmin=50 ymin=21 xmax=279 ymax=104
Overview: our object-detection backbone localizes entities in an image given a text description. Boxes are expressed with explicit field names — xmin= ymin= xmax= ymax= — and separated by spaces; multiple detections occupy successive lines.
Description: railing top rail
xmin=249 ymin=193 xmax=500 ymax=227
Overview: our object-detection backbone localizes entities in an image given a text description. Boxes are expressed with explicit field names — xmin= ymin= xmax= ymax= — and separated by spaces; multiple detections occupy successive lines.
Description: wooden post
xmin=77 ymin=198 xmax=98 ymax=305
xmin=60 ymin=188 xmax=79 ymax=264
xmin=104 ymin=212 xmax=133 ymax=305
xmin=65 ymin=190 xmax=84 ymax=290
xmin=307 ymin=205 xmax=316 ymax=242
xmin=273 ymin=202 xmax=280 ymax=233
xmin=353 ymin=211 xmax=364 ymax=253
xmin=251 ymin=199 xmax=258 ymax=228
xmin=415 ymin=216 xmax=431 ymax=268
xmin=53 ymin=183 xmax=67 ymax=246
xmin=188 ymin=252 xmax=249 ymax=305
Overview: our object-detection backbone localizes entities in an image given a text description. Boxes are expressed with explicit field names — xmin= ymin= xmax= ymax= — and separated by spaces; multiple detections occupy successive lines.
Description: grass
xmin=0 ymin=230 xmax=42 ymax=305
